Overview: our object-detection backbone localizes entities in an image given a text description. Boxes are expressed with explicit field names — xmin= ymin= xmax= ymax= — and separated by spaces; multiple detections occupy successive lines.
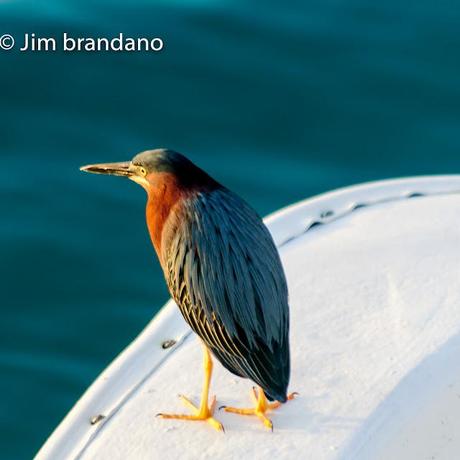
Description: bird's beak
xmin=80 ymin=161 xmax=133 ymax=177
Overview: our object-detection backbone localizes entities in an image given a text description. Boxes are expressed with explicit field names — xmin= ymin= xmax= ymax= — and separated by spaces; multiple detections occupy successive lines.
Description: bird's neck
xmin=145 ymin=172 xmax=187 ymax=261
xmin=145 ymin=171 xmax=222 ymax=263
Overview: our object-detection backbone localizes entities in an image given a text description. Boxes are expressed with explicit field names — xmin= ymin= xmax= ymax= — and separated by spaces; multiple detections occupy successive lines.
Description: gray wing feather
xmin=162 ymin=188 xmax=290 ymax=400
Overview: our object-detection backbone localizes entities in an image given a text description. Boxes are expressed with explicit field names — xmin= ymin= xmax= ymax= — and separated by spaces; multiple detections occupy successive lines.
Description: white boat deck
xmin=37 ymin=176 xmax=460 ymax=460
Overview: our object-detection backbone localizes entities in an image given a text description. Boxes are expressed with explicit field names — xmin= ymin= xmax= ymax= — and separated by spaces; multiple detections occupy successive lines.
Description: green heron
xmin=81 ymin=149 xmax=295 ymax=431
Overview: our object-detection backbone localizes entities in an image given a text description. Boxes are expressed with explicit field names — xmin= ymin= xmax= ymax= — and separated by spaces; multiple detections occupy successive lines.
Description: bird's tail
xmin=256 ymin=337 xmax=291 ymax=403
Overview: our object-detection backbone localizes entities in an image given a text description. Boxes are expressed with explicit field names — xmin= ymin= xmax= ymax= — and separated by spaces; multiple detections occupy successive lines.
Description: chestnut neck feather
xmin=145 ymin=171 xmax=219 ymax=262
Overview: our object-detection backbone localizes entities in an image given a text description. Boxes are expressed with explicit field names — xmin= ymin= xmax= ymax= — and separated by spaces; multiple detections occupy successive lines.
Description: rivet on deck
xmin=161 ymin=339 xmax=177 ymax=350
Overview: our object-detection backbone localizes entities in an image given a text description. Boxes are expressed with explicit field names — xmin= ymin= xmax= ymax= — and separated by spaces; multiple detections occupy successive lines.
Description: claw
xmin=223 ymin=387 xmax=296 ymax=430
xmin=156 ymin=346 xmax=225 ymax=431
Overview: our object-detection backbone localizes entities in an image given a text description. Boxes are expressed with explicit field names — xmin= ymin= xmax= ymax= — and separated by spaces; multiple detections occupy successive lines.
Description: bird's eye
xmin=139 ymin=167 xmax=147 ymax=176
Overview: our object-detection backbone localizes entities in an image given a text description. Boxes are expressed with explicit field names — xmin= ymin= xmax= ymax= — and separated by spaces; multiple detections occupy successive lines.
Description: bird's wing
xmin=162 ymin=189 xmax=290 ymax=400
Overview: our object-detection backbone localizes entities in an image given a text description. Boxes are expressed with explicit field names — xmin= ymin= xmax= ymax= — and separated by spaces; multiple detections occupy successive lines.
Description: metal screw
xmin=90 ymin=414 xmax=106 ymax=425
xmin=162 ymin=339 xmax=177 ymax=349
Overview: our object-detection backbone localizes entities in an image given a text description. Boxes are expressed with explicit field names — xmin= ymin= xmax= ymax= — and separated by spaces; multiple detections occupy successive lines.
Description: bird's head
xmin=81 ymin=148 xmax=221 ymax=257
xmin=80 ymin=148 xmax=219 ymax=193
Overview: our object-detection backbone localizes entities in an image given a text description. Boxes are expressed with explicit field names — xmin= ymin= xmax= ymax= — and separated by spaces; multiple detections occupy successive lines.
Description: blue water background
xmin=1 ymin=1 xmax=459 ymax=458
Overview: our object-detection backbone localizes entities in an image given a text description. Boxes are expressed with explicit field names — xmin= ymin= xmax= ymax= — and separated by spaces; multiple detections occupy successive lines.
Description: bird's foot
xmin=220 ymin=387 xmax=297 ymax=430
xmin=156 ymin=394 xmax=224 ymax=432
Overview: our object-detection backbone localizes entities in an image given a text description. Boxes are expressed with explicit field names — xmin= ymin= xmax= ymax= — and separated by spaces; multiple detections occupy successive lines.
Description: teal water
xmin=1 ymin=1 xmax=459 ymax=458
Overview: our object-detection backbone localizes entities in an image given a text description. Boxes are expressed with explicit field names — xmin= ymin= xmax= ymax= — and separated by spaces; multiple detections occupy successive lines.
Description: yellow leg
xmin=221 ymin=387 xmax=297 ymax=430
xmin=156 ymin=345 xmax=224 ymax=432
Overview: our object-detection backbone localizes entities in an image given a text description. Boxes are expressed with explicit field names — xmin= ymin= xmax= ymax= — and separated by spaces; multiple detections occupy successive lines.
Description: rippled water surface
xmin=1 ymin=1 xmax=459 ymax=458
